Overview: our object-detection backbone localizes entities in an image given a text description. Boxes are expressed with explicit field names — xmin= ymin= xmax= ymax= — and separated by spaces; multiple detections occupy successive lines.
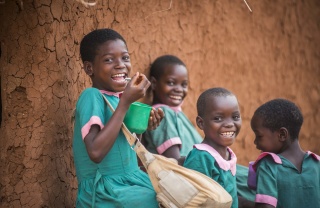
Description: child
xmin=72 ymin=28 xmax=164 ymax=208
xmin=183 ymin=87 xmax=242 ymax=208
xmin=142 ymin=56 xmax=255 ymax=206
xmin=250 ymin=98 xmax=320 ymax=208
xmin=143 ymin=55 xmax=203 ymax=165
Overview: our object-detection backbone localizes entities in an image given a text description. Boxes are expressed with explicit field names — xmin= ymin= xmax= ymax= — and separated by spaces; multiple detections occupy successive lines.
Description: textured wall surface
xmin=0 ymin=0 xmax=319 ymax=207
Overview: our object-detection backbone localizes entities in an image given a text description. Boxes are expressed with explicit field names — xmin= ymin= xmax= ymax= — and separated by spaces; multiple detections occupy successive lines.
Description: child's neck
xmin=279 ymin=140 xmax=305 ymax=172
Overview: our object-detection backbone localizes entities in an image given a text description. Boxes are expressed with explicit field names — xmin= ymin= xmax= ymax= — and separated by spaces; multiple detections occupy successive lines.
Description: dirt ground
xmin=0 ymin=0 xmax=319 ymax=207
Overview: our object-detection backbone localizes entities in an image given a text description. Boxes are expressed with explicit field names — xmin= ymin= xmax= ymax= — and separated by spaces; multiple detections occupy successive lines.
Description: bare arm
xmin=238 ymin=196 xmax=255 ymax=208
xmin=255 ymin=203 xmax=274 ymax=208
xmin=162 ymin=145 xmax=185 ymax=165
xmin=84 ymin=72 xmax=150 ymax=163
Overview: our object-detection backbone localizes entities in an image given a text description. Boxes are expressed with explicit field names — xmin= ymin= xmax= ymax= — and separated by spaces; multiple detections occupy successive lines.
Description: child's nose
xmin=174 ymin=85 xmax=183 ymax=92
xmin=223 ymin=119 xmax=235 ymax=128
xmin=114 ymin=59 xmax=126 ymax=68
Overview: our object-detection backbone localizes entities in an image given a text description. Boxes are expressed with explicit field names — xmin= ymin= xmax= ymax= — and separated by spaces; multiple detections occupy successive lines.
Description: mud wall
xmin=0 ymin=0 xmax=319 ymax=207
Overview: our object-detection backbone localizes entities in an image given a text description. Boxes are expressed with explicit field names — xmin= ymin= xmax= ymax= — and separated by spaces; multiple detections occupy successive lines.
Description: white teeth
xmin=112 ymin=73 xmax=125 ymax=78
xmin=169 ymin=95 xmax=182 ymax=100
xmin=220 ymin=132 xmax=235 ymax=137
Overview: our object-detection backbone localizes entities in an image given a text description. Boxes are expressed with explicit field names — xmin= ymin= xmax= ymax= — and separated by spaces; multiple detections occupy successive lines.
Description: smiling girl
xmin=143 ymin=55 xmax=203 ymax=165
xmin=72 ymin=28 xmax=164 ymax=208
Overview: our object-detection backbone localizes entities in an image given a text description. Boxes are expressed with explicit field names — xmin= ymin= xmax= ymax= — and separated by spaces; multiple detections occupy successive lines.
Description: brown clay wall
xmin=0 ymin=0 xmax=319 ymax=207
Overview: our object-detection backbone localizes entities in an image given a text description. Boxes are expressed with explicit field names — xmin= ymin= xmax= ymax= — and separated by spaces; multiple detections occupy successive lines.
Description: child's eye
xmin=233 ymin=115 xmax=241 ymax=120
xmin=167 ymin=81 xmax=174 ymax=86
xmin=104 ymin=58 xmax=113 ymax=63
xmin=182 ymin=82 xmax=188 ymax=88
xmin=213 ymin=117 xmax=222 ymax=121
xmin=123 ymin=55 xmax=130 ymax=61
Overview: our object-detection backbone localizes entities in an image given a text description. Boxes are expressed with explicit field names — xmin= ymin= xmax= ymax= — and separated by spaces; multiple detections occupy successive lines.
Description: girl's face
xmin=152 ymin=64 xmax=188 ymax=106
xmin=197 ymin=95 xmax=242 ymax=149
xmin=86 ymin=39 xmax=131 ymax=92
xmin=250 ymin=114 xmax=282 ymax=153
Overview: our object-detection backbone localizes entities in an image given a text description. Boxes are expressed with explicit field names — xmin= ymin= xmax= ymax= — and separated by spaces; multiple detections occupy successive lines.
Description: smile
xmin=220 ymin=132 xmax=235 ymax=137
xmin=169 ymin=95 xmax=182 ymax=100
xmin=111 ymin=73 xmax=127 ymax=82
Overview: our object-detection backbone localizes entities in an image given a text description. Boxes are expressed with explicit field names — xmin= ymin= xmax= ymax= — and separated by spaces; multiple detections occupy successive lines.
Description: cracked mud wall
xmin=0 ymin=0 xmax=319 ymax=207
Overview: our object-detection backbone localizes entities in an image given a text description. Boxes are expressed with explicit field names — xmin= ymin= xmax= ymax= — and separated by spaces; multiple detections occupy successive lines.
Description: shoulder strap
xmin=100 ymin=93 xmax=138 ymax=147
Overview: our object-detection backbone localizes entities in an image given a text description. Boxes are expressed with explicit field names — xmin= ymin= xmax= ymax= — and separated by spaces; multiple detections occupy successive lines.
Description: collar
xmin=194 ymin=143 xmax=237 ymax=176
xmin=252 ymin=152 xmax=282 ymax=171
xmin=152 ymin=103 xmax=182 ymax=113
xmin=252 ymin=151 xmax=320 ymax=171
xmin=100 ymin=90 xmax=123 ymax=98
xmin=307 ymin=151 xmax=320 ymax=161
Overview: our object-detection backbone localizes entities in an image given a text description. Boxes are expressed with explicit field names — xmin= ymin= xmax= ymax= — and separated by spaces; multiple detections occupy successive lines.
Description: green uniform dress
xmin=73 ymin=88 xmax=158 ymax=208
xmin=252 ymin=151 xmax=320 ymax=208
xmin=236 ymin=164 xmax=256 ymax=201
xmin=184 ymin=144 xmax=238 ymax=208
xmin=143 ymin=104 xmax=203 ymax=156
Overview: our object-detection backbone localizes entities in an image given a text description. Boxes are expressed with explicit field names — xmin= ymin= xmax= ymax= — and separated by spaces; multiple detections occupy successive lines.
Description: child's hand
xmin=121 ymin=72 xmax=150 ymax=105
xmin=147 ymin=108 xmax=164 ymax=130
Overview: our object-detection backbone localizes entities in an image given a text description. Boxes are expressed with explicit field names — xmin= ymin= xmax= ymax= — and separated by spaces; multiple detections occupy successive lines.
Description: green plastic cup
xmin=124 ymin=102 xmax=152 ymax=134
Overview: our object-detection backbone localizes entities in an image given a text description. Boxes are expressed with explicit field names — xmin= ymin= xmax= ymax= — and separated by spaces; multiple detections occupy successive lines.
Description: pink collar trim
xmin=152 ymin=104 xmax=182 ymax=113
xmin=252 ymin=151 xmax=320 ymax=171
xmin=100 ymin=90 xmax=122 ymax=98
xmin=252 ymin=152 xmax=282 ymax=171
xmin=194 ymin=144 xmax=237 ymax=176
xmin=307 ymin=151 xmax=320 ymax=161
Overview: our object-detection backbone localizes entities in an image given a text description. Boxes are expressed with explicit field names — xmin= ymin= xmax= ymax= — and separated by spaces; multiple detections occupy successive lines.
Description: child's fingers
xmin=132 ymin=73 xmax=150 ymax=89
xmin=147 ymin=116 xmax=156 ymax=130
xmin=148 ymin=108 xmax=165 ymax=130
xmin=147 ymin=109 xmax=161 ymax=130
xmin=156 ymin=108 xmax=165 ymax=120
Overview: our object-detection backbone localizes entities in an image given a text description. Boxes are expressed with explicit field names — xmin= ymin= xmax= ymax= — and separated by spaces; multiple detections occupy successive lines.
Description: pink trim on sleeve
xmin=194 ymin=144 xmax=237 ymax=176
xmin=307 ymin=151 xmax=320 ymax=161
xmin=156 ymin=137 xmax=182 ymax=154
xmin=252 ymin=152 xmax=282 ymax=171
xmin=255 ymin=194 xmax=277 ymax=207
xmin=81 ymin=116 xmax=104 ymax=140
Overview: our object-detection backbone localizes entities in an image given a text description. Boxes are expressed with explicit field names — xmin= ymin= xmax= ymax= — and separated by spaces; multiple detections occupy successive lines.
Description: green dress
xmin=236 ymin=164 xmax=256 ymax=201
xmin=143 ymin=104 xmax=255 ymax=203
xmin=143 ymin=104 xmax=203 ymax=156
xmin=73 ymin=88 xmax=158 ymax=208
xmin=253 ymin=151 xmax=320 ymax=208
xmin=184 ymin=144 xmax=238 ymax=208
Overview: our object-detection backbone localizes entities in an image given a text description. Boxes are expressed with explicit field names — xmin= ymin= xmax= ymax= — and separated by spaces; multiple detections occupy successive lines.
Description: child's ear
xmin=84 ymin=61 xmax=94 ymax=76
xmin=150 ymin=76 xmax=157 ymax=90
xmin=196 ymin=116 xmax=204 ymax=130
xmin=278 ymin=127 xmax=288 ymax=142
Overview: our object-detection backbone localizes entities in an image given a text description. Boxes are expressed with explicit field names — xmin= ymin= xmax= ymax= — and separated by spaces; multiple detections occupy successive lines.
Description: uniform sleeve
xmin=255 ymin=157 xmax=278 ymax=207
xmin=144 ymin=107 xmax=182 ymax=154
xmin=76 ymin=89 xmax=112 ymax=139
xmin=183 ymin=149 xmax=220 ymax=180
